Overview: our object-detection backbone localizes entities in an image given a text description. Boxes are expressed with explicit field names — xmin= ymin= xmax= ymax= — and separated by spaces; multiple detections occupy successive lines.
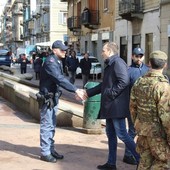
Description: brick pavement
xmin=0 ymin=96 xmax=137 ymax=170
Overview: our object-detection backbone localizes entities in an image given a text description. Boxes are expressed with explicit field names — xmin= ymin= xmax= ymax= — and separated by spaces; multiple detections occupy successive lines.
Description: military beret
xmin=150 ymin=50 xmax=168 ymax=60
xmin=52 ymin=40 xmax=68 ymax=51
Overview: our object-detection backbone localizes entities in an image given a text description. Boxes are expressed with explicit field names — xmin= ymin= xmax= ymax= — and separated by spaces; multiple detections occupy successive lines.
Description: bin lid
xmin=84 ymin=81 xmax=101 ymax=101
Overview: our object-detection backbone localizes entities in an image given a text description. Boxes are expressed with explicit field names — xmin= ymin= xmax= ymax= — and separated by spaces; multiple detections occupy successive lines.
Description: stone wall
xmin=0 ymin=72 xmax=83 ymax=127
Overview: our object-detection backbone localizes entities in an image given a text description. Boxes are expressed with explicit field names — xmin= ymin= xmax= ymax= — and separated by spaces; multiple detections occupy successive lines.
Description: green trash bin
xmin=83 ymin=81 xmax=101 ymax=129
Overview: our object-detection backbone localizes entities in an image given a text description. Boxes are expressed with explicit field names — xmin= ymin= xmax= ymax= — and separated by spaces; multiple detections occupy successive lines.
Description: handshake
xmin=75 ymin=89 xmax=88 ymax=101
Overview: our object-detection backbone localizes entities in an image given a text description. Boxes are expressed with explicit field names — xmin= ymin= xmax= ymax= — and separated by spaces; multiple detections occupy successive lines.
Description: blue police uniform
xmin=128 ymin=62 xmax=150 ymax=89
xmin=39 ymin=54 xmax=78 ymax=157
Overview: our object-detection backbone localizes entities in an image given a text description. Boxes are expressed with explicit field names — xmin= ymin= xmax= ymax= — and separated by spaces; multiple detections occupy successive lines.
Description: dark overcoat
xmin=87 ymin=55 xmax=130 ymax=119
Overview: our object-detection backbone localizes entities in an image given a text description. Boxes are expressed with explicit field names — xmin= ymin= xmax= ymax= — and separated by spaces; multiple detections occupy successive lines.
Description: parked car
xmin=0 ymin=49 xmax=12 ymax=67
xmin=76 ymin=55 xmax=102 ymax=79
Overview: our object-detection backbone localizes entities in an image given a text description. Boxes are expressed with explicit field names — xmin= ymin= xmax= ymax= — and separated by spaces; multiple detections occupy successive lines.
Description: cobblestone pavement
xmin=0 ymin=96 xmax=137 ymax=170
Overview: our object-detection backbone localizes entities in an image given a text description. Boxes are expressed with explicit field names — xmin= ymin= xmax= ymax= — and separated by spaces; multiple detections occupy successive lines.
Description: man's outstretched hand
xmin=75 ymin=89 xmax=88 ymax=101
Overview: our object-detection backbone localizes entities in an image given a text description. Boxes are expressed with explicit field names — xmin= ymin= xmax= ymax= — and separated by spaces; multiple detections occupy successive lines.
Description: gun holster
xmin=36 ymin=92 xmax=45 ymax=108
xmin=36 ymin=92 xmax=54 ymax=109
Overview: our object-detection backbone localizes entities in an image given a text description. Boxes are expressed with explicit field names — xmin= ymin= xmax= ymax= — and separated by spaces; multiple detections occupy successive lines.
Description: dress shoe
xmin=51 ymin=150 xmax=64 ymax=159
xmin=97 ymin=163 xmax=117 ymax=170
xmin=123 ymin=155 xmax=138 ymax=165
xmin=40 ymin=154 xmax=57 ymax=163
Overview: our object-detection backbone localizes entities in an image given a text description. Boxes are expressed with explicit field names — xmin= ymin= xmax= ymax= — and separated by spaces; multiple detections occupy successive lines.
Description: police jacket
xmin=39 ymin=54 xmax=78 ymax=96
xmin=130 ymin=70 xmax=170 ymax=139
xmin=86 ymin=55 xmax=130 ymax=119
xmin=128 ymin=62 xmax=150 ymax=89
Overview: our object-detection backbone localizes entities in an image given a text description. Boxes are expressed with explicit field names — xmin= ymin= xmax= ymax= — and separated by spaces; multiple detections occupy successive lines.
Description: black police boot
xmin=97 ymin=163 xmax=117 ymax=170
xmin=40 ymin=154 xmax=57 ymax=163
xmin=51 ymin=150 xmax=64 ymax=159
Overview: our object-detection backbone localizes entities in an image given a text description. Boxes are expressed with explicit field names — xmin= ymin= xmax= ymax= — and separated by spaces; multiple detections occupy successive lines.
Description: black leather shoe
xmin=97 ymin=163 xmax=117 ymax=170
xmin=123 ymin=155 xmax=138 ymax=165
xmin=40 ymin=154 xmax=57 ymax=163
xmin=51 ymin=151 xmax=64 ymax=159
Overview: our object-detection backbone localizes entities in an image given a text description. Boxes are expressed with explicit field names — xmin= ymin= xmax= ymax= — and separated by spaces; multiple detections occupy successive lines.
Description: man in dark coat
xmin=85 ymin=42 xmax=140 ymax=170
xmin=66 ymin=50 xmax=79 ymax=84
xmin=18 ymin=53 xmax=29 ymax=74
xmin=79 ymin=52 xmax=92 ymax=88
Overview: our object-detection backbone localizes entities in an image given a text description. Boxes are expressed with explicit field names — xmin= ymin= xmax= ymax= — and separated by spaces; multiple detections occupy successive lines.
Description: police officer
xmin=123 ymin=47 xmax=150 ymax=165
xmin=130 ymin=50 xmax=170 ymax=169
xmin=39 ymin=40 xmax=86 ymax=163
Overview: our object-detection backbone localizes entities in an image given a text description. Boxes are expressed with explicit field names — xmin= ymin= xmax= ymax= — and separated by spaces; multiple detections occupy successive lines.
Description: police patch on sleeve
xmin=50 ymin=58 xmax=55 ymax=62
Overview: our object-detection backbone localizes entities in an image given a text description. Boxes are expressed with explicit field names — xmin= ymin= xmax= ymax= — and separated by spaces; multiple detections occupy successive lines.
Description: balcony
xmin=42 ymin=3 xmax=50 ymax=13
xmin=81 ymin=9 xmax=99 ymax=29
xmin=13 ymin=9 xmax=23 ymax=15
xmin=119 ymin=0 xmax=143 ymax=21
xmin=160 ymin=0 xmax=170 ymax=5
xmin=32 ymin=12 xmax=41 ymax=19
xmin=67 ymin=16 xmax=81 ymax=31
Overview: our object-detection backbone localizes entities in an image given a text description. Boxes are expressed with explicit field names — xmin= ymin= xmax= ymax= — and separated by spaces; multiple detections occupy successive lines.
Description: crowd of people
xmin=17 ymin=39 xmax=170 ymax=170
xmin=17 ymin=46 xmax=93 ymax=86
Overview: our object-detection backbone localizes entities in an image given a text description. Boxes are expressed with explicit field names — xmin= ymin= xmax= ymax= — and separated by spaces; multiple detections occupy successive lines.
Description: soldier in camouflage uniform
xmin=130 ymin=50 xmax=170 ymax=170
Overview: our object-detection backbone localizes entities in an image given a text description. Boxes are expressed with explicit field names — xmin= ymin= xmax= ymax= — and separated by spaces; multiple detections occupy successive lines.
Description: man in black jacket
xmin=66 ymin=50 xmax=79 ymax=84
xmin=85 ymin=42 xmax=140 ymax=170
xmin=79 ymin=52 xmax=92 ymax=88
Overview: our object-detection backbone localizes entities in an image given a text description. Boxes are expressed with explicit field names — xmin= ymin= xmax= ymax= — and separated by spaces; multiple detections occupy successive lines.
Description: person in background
xmin=79 ymin=52 xmax=92 ymax=88
xmin=33 ymin=54 xmax=43 ymax=80
xmin=62 ymin=49 xmax=69 ymax=76
xmin=84 ymin=42 xmax=140 ymax=170
xmin=123 ymin=47 xmax=150 ymax=165
xmin=66 ymin=50 xmax=79 ymax=84
xmin=41 ymin=52 xmax=47 ymax=64
xmin=130 ymin=50 xmax=170 ymax=170
xmin=18 ymin=53 xmax=29 ymax=74
xmin=38 ymin=40 xmax=86 ymax=163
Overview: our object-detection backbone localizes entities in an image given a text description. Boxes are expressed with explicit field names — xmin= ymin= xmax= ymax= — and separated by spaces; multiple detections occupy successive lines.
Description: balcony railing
xmin=81 ymin=10 xmax=99 ymax=25
xmin=119 ymin=0 xmax=143 ymax=20
xmin=81 ymin=9 xmax=99 ymax=28
xmin=67 ymin=16 xmax=81 ymax=31
xmin=160 ymin=0 xmax=170 ymax=5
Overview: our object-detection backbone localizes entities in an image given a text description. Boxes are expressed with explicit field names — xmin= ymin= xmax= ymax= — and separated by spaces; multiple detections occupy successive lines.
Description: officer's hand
xmin=75 ymin=89 xmax=88 ymax=101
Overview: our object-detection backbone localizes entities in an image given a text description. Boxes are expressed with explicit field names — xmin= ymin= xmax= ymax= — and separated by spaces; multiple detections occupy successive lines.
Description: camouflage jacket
xmin=130 ymin=70 xmax=170 ymax=143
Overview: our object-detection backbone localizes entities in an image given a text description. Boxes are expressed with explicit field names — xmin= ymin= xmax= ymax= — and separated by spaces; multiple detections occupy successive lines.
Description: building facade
xmin=115 ymin=0 xmax=170 ymax=72
xmin=0 ymin=0 xmax=169 ymax=74
xmin=160 ymin=0 xmax=170 ymax=73
xmin=0 ymin=0 xmax=68 ymax=55
xmin=65 ymin=0 xmax=170 ymax=75
xmin=65 ymin=0 xmax=115 ymax=68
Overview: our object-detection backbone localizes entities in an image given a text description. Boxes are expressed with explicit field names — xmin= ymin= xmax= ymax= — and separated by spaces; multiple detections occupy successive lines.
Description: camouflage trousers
xmin=136 ymin=136 xmax=170 ymax=170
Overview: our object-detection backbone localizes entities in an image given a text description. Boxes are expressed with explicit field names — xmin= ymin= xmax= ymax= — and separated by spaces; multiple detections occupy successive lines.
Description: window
xmin=120 ymin=36 xmax=127 ymax=63
xmin=103 ymin=0 xmax=109 ymax=11
xmin=58 ymin=12 xmax=68 ymax=25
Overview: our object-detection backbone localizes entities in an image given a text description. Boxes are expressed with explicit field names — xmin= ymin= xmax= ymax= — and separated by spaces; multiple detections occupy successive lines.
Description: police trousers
xmin=137 ymin=136 xmax=170 ymax=170
xmin=40 ymin=103 xmax=58 ymax=156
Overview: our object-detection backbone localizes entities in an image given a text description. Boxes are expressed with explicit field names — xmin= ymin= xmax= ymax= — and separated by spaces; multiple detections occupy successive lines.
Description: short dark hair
xmin=149 ymin=58 xmax=167 ymax=69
